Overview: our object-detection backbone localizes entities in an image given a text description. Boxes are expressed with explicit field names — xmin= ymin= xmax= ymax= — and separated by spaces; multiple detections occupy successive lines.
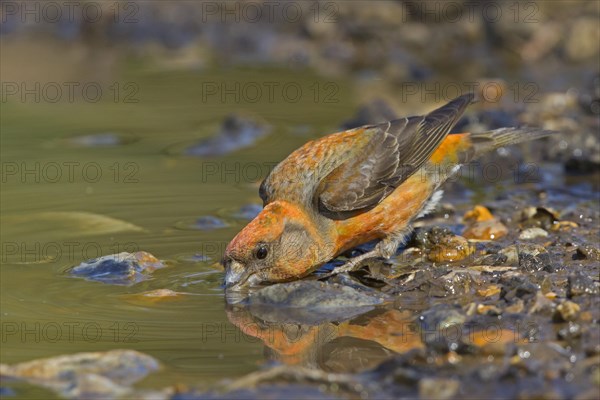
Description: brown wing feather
xmin=316 ymin=93 xmax=474 ymax=220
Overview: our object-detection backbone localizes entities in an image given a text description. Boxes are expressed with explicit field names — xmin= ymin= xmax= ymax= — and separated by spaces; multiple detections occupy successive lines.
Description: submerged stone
xmin=184 ymin=114 xmax=270 ymax=157
xmin=0 ymin=350 xmax=159 ymax=399
xmin=237 ymin=280 xmax=390 ymax=325
xmin=232 ymin=204 xmax=262 ymax=220
xmin=66 ymin=132 xmax=138 ymax=147
xmin=69 ymin=251 xmax=166 ymax=285
xmin=175 ymin=216 xmax=228 ymax=231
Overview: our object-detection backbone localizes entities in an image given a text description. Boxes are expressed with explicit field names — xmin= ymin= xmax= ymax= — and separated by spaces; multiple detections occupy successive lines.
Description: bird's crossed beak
xmin=224 ymin=259 xmax=245 ymax=287
xmin=223 ymin=258 xmax=262 ymax=290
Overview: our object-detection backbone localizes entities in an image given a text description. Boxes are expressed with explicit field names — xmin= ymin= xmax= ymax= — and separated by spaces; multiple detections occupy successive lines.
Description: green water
xmin=0 ymin=63 xmax=355 ymax=392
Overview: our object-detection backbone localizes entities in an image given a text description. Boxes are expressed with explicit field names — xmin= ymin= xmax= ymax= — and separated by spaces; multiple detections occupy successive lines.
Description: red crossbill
xmin=223 ymin=94 xmax=553 ymax=289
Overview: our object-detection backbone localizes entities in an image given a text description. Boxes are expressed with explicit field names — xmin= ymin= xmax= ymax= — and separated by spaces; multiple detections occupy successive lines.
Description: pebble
xmin=184 ymin=114 xmax=270 ymax=157
xmin=463 ymin=220 xmax=508 ymax=241
xmin=428 ymin=234 xmax=474 ymax=263
xmin=66 ymin=132 xmax=138 ymax=147
xmin=519 ymin=227 xmax=549 ymax=239
xmin=69 ymin=251 xmax=166 ymax=285
xmin=555 ymin=301 xmax=581 ymax=322
xmin=0 ymin=350 xmax=160 ymax=399
xmin=418 ymin=378 xmax=459 ymax=400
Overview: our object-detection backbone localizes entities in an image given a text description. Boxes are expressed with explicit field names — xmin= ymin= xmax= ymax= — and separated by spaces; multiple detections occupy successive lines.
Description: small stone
xmin=418 ymin=378 xmax=459 ymax=400
xmin=568 ymin=272 xmax=599 ymax=297
xmin=428 ymin=235 xmax=474 ymax=263
xmin=555 ymin=301 xmax=581 ymax=322
xmin=0 ymin=350 xmax=159 ymax=399
xmin=519 ymin=227 xmax=549 ymax=240
xmin=70 ymin=252 xmax=165 ymax=286
xmin=515 ymin=244 xmax=553 ymax=272
xmin=520 ymin=207 xmax=559 ymax=230
xmin=477 ymin=304 xmax=502 ymax=315
xmin=122 ymin=289 xmax=184 ymax=304
xmin=66 ymin=132 xmax=138 ymax=147
xmin=184 ymin=114 xmax=270 ymax=157
xmin=463 ymin=205 xmax=495 ymax=222
xmin=550 ymin=221 xmax=578 ymax=231
xmin=463 ymin=219 xmax=508 ymax=241
xmin=244 ymin=280 xmax=389 ymax=325
xmin=505 ymin=299 xmax=525 ymax=314
xmin=477 ymin=285 xmax=501 ymax=297
xmin=232 ymin=204 xmax=262 ymax=220
xmin=544 ymin=292 xmax=557 ymax=300
xmin=557 ymin=322 xmax=582 ymax=340
xmin=175 ymin=216 xmax=228 ymax=231
xmin=573 ymin=245 xmax=600 ymax=261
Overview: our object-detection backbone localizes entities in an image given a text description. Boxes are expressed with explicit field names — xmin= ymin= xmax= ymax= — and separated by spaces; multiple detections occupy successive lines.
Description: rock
xmin=498 ymin=245 xmax=520 ymax=265
xmin=232 ymin=204 xmax=262 ymax=220
xmin=0 ymin=350 xmax=159 ymax=399
xmin=0 ymin=387 xmax=16 ymax=397
xmin=463 ymin=205 xmax=495 ymax=222
xmin=243 ymin=280 xmax=390 ymax=325
xmin=463 ymin=220 xmax=508 ymax=241
xmin=428 ymin=235 xmax=474 ymax=263
xmin=555 ymin=301 xmax=581 ymax=322
xmin=557 ymin=322 xmax=582 ymax=341
xmin=462 ymin=205 xmax=508 ymax=241
xmin=172 ymin=384 xmax=339 ymax=400
xmin=573 ymin=245 xmax=600 ymax=261
xmin=175 ymin=215 xmax=228 ymax=231
xmin=515 ymin=244 xmax=553 ymax=272
xmin=500 ymin=276 xmax=539 ymax=302
xmin=419 ymin=305 xmax=466 ymax=352
xmin=415 ymin=227 xmax=474 ymax=262
xmin=66 ymin=132 xmax=138 ymax=147
xmin=184 ymin=114 xmax=270 ymax=157
xmin=578 ymin=73 xmax=600 ymax=115
xmin=477 ymin=285 xmax=501 ymax=297
xmin=567 ymin=272 xmax=599 ymax=297
xmin=519 ymin=227 xmax=549 ymax=240
xmin=520 ymin=207 xmax=559 ymax=230
xmin=122 ymin=289 xmax=184 ymax=304
xmin=69 ymin=251 xmax=166 ymax=285
xmin=418 ymin=378 xmax=459 ymax=400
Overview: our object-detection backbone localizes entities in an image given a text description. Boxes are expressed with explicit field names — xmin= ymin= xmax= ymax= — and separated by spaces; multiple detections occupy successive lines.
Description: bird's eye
xmin=256 ymin=245 xmax=268 ymax=260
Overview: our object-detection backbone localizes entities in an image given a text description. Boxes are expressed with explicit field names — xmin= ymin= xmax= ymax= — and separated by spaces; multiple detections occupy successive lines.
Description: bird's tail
xmin=465 ymin=127 xmax=556 ymax=162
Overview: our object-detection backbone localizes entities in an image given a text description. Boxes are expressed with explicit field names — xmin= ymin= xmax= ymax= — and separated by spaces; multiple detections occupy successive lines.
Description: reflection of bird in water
xmin=225 ymin=303 xmax=423 ymax=372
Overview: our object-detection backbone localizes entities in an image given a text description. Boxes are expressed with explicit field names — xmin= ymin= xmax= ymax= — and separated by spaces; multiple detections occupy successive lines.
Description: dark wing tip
xmin=426 ymin=93 xmax=474 ymax=121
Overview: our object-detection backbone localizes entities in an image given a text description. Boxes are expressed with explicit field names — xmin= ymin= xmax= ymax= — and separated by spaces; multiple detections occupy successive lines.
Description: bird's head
xmin=223 ymin=201 xmax=327 ymax=290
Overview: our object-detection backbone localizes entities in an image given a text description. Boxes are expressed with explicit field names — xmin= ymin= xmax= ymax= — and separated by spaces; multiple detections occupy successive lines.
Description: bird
xmin=222 ymin=93 xmax=554 ymax=289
